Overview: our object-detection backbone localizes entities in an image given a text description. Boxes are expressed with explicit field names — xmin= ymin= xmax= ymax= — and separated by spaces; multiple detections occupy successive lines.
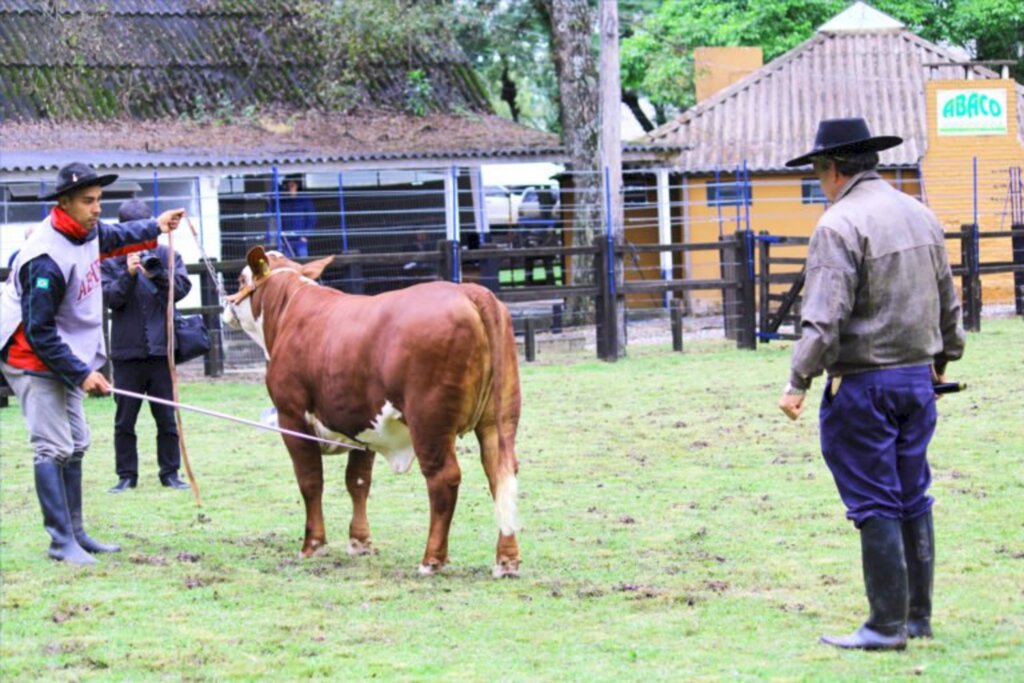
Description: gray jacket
xmin=789 ymin=170 xmax=965 ymax=389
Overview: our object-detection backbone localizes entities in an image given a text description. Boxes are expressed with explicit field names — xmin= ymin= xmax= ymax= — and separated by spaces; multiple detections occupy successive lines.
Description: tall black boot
xmin=821 ymin=517 xmax=908 ymax=651
xmin=903 ymin=511 xmax=934 ymax=638
xmin=64 ymin=459 xmax=121 ymax=554
xmin=34 ymin=460 xmax=96 ymax=565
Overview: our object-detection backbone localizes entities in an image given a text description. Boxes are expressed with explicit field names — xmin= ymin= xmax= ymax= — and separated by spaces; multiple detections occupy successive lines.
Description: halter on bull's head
xmin=222 ymin=246 xmax=334 ymax=358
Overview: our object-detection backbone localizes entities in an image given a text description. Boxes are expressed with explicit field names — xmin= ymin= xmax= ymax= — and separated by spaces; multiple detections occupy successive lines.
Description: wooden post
xmin=960 ymin=223 xmax=981 ymax=332
xmin=671 ymin=299 xmax=684 ymax=353
xmin=439 ymin=240 xmax=456 ymax=282
xmin=599 ymin=0 xmax=625 ymax=360
xmin=199 ymin=262 xmax=224 ymax=377
xmin=1012 ymin=222 xmax=1024 ymax=316
xmin=524 ymin=318 xmax=537 ymax=362
xmin=757 ymin=231 xmax=770 ymax=342
xmin=735 ymin=230 xmax=756 ymax=349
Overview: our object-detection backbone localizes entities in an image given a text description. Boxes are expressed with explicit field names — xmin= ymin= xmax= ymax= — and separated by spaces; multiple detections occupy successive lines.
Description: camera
xmin=141 ymin=252 xmax=162 ymax=271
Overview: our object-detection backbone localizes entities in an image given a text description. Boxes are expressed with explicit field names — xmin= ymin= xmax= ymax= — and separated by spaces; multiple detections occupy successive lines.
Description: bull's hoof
xmin=492 ymin=561 xmax=520 ymax=579
xmin=300 ymin=540 xmax=328 ymax=558
xmin=417 ymin=561 xmax=446 ymax=576
xmin=347 ymin=539 xmax=376 ymax=557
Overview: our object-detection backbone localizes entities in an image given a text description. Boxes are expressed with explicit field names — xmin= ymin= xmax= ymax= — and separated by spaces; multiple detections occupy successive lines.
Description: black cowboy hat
xmin=41 ymin=161 xmax=118 ymax=200
xmin=785 ymin=118 xmax=903 ymax=168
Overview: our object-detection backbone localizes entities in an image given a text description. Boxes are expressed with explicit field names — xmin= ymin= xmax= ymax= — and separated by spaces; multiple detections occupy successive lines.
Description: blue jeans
xmin=819 ymin=365 xmax=937 ymax=527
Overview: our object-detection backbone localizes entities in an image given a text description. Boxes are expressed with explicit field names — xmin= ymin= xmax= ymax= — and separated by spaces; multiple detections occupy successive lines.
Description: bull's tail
xmin=465 ymin=285 xmax=522 ymax=538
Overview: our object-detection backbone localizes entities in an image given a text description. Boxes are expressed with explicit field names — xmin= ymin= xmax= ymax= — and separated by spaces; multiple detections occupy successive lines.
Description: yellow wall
xmin=921 ymin=79 xmax=1023 ymax=304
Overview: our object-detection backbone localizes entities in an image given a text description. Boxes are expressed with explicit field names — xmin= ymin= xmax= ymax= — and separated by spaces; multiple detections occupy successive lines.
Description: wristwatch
xmin=783 ymin=382 xmax=807 ymax=396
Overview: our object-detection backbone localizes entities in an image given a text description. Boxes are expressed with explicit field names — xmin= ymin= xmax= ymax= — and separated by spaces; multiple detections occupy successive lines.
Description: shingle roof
xmin=642 ymin=28 xmax=1024 ymax=173
xmin=0 ymin=0 xmax=488 ymax=120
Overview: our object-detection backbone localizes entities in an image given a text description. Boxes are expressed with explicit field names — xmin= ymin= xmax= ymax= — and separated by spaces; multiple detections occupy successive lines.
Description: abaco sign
xmin=936 ymin=89 xmax=1008 ymax=136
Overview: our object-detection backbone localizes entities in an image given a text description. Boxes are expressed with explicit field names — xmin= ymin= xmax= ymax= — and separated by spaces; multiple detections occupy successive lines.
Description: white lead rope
xmin=108 ymin=387 xmax=366 ymax=451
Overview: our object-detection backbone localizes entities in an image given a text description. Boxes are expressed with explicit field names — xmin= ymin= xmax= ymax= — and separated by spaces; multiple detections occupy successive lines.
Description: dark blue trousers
xmin=819 ymin=365 xmax=937 ymax=528
xmin=113 ymin=358 xmax=180 ymax=480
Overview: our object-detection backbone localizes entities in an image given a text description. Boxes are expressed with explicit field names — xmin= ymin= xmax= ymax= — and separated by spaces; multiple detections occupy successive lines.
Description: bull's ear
xmin=301 ymin=255 xmax=335 ymax=281
xmin=246 ymin=246 xmax=271 ymax=279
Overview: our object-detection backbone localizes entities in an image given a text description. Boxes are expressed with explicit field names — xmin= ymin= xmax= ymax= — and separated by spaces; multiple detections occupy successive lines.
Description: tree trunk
xmin=542 ymin=0 xmax=601 ymax=323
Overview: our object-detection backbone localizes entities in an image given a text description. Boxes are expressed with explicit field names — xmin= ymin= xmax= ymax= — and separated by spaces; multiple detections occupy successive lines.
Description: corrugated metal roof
xmin=0 ymin=1 xmax=488 ymax=120
xmin=642 ymin=29 xmax=1024 ymax=173
xmin=0 ymin=144 xmax=681 ymax=175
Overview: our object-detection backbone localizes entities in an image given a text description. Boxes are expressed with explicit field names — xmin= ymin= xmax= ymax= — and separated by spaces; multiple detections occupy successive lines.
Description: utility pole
xmin=599 ymin=0 xmax=625 ymax=360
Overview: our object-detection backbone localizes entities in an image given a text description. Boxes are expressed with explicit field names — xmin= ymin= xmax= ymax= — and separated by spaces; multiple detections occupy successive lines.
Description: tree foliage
xmin=297 ymin=0 xmax=464 ymax=114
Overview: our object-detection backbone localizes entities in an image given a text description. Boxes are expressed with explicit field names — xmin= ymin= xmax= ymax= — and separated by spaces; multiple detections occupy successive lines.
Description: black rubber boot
xmin=34 ymin=460 xmax=96 ymax=565
xmin=821 ymin=517 xmax=908 ymax=651
xmin=64 ymin=459 xmax=121 ymax=554
xmin=903 ymin=511 xmax=934 ymax=639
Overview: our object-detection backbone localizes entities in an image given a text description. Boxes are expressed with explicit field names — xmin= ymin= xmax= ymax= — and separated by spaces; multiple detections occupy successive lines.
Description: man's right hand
xmin=126 ymin=252 xmax=141 ymax=276
xmin=81 ymin=371 xmax=111 ymax=397
xmin=157 ymin=208 xmax=186 ymax=233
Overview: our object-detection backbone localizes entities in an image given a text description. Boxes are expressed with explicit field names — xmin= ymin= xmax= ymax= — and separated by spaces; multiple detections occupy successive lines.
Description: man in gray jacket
xmin=777 ymin=119 xmax=965 ymax=651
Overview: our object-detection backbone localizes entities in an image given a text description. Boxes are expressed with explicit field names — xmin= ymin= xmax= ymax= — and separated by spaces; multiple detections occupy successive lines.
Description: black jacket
xmin=101 ymin=246 xmax=191 ymax=361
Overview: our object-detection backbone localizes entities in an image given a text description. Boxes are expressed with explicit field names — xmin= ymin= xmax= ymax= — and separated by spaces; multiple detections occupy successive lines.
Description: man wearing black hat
xmin=102 ymin=199 xmax=192 ymax=494
xmin=777 ymin=118 xmax=965 ymax=651
xmin=0 ymin=162 xmax=185 ymax=565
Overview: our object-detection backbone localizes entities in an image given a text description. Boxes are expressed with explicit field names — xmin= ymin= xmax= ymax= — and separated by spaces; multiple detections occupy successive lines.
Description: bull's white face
xmin=222 ymin=265 xmax=270 ymax=359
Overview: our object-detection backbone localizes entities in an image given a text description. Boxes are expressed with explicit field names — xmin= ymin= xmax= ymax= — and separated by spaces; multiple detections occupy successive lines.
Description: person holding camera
xmin=101 ymin=199 xmax=192 ymax=493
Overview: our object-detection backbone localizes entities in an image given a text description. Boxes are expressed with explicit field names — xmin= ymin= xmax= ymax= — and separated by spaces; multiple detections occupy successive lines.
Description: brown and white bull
xmin=222 ymin=247 xmax=522 ymax=577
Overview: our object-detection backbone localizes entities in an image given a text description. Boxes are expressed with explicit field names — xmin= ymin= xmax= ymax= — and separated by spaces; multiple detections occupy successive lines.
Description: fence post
xmin=524 ymin=317 xmax=537 ymax=362
xmin=671 ymin=298 xmax=684 ymax=352
xmin=1012 ymin=222 xmax=1024 ymax=316
xmin=439 ymin=240 xmax=457 ymax=282
xmin=757 ymin=230 xmax=770 ymax=342
xmin=960 ymin=223 xmax=981 ymax=332
xmin=200 ymin=262 xmax=224 ymax=377
xmin=345 ymin=251 xmax=365 ymax=294
xmin=735 ymin=229 xmax=757 ymax=349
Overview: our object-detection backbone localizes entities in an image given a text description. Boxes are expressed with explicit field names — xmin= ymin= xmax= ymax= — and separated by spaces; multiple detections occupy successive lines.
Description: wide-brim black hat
xmin=41 ymin=161 xmax=118 ymax=200
xmin=785 ymin=118 xmax=903 ymax=168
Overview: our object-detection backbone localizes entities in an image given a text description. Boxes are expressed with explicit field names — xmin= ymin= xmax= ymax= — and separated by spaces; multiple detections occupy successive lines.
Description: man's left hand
xmin=778 ymin=392 xmax=805 ymax=421
xmin=157 ymin=208 xmax=186 ymax=233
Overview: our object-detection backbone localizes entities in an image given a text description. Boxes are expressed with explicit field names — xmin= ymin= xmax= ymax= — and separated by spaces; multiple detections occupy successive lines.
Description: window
xmin=705 ymin=181 xmax=750 ymax=207
xmin=801 ymin=178 xmax=828 ymax=205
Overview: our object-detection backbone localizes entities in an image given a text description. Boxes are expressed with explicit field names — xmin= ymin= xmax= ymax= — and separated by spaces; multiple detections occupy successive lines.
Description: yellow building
xmin=639 ymin=2 xmax=1024 ymax=313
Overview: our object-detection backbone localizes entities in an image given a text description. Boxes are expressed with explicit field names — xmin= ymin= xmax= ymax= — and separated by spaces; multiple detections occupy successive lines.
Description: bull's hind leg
xmin=477 ymin=425 xmax=521 ymax=578
xmin=345 ymin=449 xmax=376 ymax=556
xmin=282 ymin=428 xmax=327 ymax=557
xmin=413 ymin=434 xmax=462 ymax=575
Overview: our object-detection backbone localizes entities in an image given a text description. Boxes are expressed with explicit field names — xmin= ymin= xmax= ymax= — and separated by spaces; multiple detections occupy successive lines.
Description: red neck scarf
xmin=50 ymin=206 xmax=90 ymax=241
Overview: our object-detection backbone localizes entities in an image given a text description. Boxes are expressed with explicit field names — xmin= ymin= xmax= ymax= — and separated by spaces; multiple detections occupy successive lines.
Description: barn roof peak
xmin=818 ymin=2 xmax=904 ymax=33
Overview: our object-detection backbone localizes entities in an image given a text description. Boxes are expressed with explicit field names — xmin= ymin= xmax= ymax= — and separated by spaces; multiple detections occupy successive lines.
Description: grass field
xmin=1 ymin=319 xmax=1021 ymax=681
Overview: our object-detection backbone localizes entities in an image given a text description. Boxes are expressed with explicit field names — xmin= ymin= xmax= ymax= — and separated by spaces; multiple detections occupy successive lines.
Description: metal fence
xmin=2 ymin=159 xmax=1021 ymax=377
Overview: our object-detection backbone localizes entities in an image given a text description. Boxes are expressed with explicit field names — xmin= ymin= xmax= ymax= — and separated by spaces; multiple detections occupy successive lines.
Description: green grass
xmin=1 ymin=319 xmax=1022 ymax=681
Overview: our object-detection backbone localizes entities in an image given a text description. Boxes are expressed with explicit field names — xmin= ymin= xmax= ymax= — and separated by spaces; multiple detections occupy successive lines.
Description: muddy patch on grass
xmin=614 ymin=583 xmax=666 ymax=599
xmin=129 ymin=553 xmax=169 ymax=566
xmin=184 ymin=574 xmax=228 ymax=590
xmin=51 ymin=604 xmax=91 ymax=624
